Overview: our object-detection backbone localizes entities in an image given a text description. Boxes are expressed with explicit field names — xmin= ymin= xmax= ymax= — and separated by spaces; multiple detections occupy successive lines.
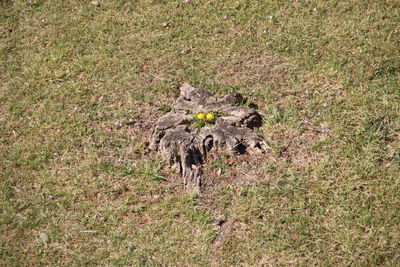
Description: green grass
xmin=1 ymin=0 xmax=399 ymax=266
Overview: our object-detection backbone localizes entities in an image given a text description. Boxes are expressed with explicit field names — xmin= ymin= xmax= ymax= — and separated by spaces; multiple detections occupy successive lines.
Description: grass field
xmin=1 ymin=0 xmax=399 ymax=266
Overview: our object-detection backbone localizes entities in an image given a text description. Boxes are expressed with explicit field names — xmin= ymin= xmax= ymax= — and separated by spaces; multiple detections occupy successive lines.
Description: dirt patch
xmin=212 ymin=219 xmax=236 ymax=249
xmin=268 ymin=127 xmax=323 ymax=170
xmin=213 ymin=53 xmax=289 ymax=88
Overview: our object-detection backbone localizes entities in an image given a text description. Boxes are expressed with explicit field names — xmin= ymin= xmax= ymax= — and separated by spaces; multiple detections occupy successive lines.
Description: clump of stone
xmin=149 ymin=83 xmax=268 ymax=191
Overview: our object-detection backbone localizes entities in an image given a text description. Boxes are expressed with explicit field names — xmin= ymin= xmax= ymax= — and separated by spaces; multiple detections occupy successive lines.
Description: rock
xmin=149 ymin=83 xmax=268 ymax=191
xmin=91 ymin=1 xmax=100 ymax=7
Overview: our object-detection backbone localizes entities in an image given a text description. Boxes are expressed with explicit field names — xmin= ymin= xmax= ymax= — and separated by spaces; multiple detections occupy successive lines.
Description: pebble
xmin=91 ymin=1 xmax=100 ymax=7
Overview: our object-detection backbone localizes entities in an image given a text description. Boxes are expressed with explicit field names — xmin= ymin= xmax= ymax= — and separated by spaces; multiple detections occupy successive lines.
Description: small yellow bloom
xmin=206 ymin=113 xmax=214 ymax=120
xmin=197 ymin=113 xmax=205 ymax=120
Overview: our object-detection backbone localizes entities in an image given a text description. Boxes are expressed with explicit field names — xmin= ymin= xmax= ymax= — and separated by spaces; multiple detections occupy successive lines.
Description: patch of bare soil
xmin=213 ymin=53 xmax=289 ymax=88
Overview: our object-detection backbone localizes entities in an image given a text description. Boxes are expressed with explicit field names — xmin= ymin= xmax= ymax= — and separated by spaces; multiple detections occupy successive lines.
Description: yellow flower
xmin=197 ymin=113 xmax=205 ymax=120
xmin=206 ymin=113 xmax=214 ymax=120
